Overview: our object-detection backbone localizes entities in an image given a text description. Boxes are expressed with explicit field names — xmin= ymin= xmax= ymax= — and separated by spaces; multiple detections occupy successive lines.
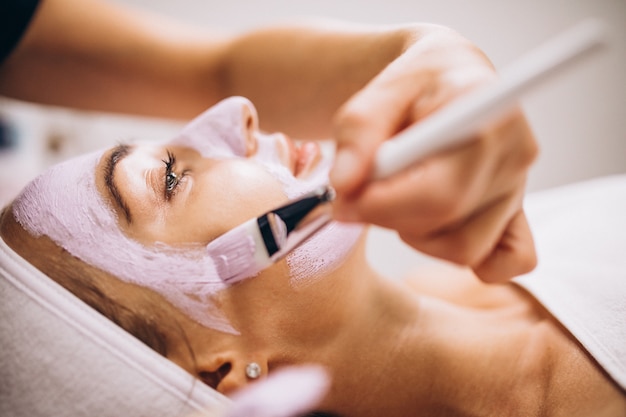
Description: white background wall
xmin=1 ymin=0 xmax=624 ymax=277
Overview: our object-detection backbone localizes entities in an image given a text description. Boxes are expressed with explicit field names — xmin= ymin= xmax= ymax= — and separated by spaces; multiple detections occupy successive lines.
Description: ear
xmin=196 ymin=351 xmax=268 ymax=395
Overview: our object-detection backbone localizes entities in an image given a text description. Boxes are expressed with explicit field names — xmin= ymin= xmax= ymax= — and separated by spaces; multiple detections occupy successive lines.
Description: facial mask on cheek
xmin=156 ymin=94 xmax=365 ymax=290
xmin=252 ymin=133 xmax=333 ymax=200
xmin=287 ymin=222 xmax=363 ymax=287
xmin=12 ymin=151 xmax=237 ymax=334
xmin=171 ymin=101 xmax=358 ymax=288
xmin=252 ymin=136 xmax=365 ymax=285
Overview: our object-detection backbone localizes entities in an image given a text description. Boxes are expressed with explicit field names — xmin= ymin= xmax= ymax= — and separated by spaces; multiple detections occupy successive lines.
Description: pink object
xmin=226 ymin=366 xmax=330 ymax=417
xmin=12 ymin=151 xmax=235 ymax=333
xmin=193 ymin=98 xmax=364 ymax=287
xmin=12 ymin=97 xmax=362 ymax=332
xmin=287 ymin=221 xmax=362 ymax=287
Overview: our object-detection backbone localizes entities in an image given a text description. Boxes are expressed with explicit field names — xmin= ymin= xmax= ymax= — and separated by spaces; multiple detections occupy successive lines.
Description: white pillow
xmin=516 ymin=174 xmax=626 ymax=390
xmin=0 ymin=235 xmax=231 ymax=417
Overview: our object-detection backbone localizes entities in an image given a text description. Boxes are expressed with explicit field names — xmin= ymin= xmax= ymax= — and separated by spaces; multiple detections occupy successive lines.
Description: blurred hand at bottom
xmin=223 ymin=366 xmax=329 ymax=417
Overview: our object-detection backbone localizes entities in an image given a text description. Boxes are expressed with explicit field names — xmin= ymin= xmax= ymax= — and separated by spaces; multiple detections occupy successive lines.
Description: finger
xmin=334 ymin=110 xmax=537 ymax=229
xmin=330 ymin=56 xmax=496 ymax=201
xmin=330 ymin=82 xmax=422 ymax=196
xmin=330 ymin=67 xmax=488 ymax=198
xmin=337 ymin=134 xmax=497 ymax=230
xmin=473 ymin=210 xmax=537 ymax=283
xmin=399 ymin=188 xmax=523 ymax=271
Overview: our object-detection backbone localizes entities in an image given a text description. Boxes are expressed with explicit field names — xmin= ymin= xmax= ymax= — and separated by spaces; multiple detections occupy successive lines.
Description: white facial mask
xmin=13 ymin=97 xmax=363 ymax=333
xmin=171 ymin=97 xmax=364 ymax=284
xmin=12 ymin=151 xmax=235 ymax=334
xmin=172 ymin=97 xmax=331 ymax=200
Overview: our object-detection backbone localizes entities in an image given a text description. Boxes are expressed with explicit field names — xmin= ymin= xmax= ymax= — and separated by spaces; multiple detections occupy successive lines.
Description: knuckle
xmin=517 ymin=243 xmax=538 ymax=274
xmin=520 ymin=135 xmax=540 ymax=167
xmin=333 ymin=103 xmax=371 ymax=141
xmin=447 ymin=238 xmax=479 ymax=266
xmin=421 ymin=231 xmax=480 ymax=267
xmin=506 ymin=116 xmax=540 ymax=168
xmin=476 ymin=267 xmax=505 ymax=283
xmin=429 ymin=189 xmax=470 ymax=226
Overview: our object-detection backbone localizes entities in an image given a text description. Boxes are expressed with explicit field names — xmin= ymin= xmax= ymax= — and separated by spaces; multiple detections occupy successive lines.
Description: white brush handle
xmin=372 ymin=18 xmax=608 ymax=180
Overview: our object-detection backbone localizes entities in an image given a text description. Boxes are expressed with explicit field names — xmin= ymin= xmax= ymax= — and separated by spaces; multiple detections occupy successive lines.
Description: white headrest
xmin=517 ymin=174 xmax=626 ymax=390
xmin=0 ymin=234 xmax=231 ymax=417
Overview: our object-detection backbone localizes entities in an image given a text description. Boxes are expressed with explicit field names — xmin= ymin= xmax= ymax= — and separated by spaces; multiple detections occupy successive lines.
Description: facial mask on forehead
xmin=12 ymin=151 xmax=236 ymax=334
xmin=250 ymin=138 xmax=364 ymax=284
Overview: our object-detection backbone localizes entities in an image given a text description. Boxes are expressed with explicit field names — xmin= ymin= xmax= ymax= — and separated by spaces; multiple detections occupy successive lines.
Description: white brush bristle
xmin=206 ymin=218 xmax=272 ymax=284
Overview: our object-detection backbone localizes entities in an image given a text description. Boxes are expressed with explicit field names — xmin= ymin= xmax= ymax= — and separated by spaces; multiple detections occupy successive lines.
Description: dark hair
xmin=0 ymin=206 xmax=171 ymax=355
xmin=1 ymin=208 xmax=344 ymax=415
xmin=64 ymin=267 xmax=170 ymax=356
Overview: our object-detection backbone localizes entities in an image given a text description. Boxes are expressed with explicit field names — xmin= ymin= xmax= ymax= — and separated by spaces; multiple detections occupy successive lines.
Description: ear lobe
xmin=217 ymin=360 xmax=267 ymax=395
xmin=196 ymin=352 xmax=268 ymax=395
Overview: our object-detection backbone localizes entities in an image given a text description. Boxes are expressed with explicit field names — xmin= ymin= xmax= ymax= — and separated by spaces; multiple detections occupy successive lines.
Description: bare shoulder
xmin=403 ymin=262 xmax=626 ymax=414
xmin=542 ymin=320 xmax=626 ymax=417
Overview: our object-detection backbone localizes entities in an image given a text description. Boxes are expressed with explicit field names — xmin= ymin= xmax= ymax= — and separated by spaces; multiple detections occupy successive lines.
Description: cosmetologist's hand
xmin=330 ymin=26 xmax=539 ymax=283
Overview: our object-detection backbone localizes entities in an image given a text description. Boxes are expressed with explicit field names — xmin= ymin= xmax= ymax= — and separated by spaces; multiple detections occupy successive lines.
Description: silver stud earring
xmin=245 ymin=362 xmax=261 ymax=379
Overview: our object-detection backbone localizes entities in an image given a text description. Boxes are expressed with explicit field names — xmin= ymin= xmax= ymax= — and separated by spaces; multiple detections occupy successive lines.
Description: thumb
xmin=473 ymin=209 xmax=537 ymax=283
xmin=330 ymin=87 xmax=415 ymax=196
xmin=330 ymin=111 xmax=380 ymax=196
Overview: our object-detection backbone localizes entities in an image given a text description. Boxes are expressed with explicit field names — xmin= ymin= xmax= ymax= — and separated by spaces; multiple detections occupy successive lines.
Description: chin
xmin=286 ymin=221 xmax=364 ymax=288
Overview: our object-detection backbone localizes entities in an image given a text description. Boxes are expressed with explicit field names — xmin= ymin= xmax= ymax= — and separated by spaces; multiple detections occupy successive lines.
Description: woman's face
xmin=13 ymin=96 xmax=362 ymax=334
xmin=99 ymin=96 xmax=326 ymax=246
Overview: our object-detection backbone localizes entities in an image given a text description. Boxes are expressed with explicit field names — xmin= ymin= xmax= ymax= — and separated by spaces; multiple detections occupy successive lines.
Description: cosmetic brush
xmin=207 ymin=18 xmax=607 ymax=284
xmin=208 ymin=186 xmax=336 ymax=284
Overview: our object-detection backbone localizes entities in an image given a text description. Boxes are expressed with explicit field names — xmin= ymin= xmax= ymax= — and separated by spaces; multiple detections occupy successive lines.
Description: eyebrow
xmin=104 ymin=143 xmax=133 ymax=224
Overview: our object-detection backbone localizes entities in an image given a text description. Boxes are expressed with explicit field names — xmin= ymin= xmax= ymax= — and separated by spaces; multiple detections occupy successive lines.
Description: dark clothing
xmin=1 ymin=0 xmax=41 ymax=63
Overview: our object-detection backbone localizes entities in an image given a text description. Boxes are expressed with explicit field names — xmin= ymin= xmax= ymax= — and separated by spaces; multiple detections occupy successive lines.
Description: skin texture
xmin=329 ymin=38 xmax=539 ymax=283
xmin=0 ymin=0 xmax=538 ymax=283
xmin=1 ymin=100 xmax=624 ymax=416
xmin=2 ymin=205 xmax=625 ymax=416
xmin=10 ymin=97 xmax=360 ymax=333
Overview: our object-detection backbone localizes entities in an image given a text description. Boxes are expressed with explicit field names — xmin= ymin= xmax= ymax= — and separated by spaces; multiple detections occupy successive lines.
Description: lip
xmin=294 ymin=141 xmax=321 ymax=178
xmin=275 ymin=133 xmax=321 ymax=178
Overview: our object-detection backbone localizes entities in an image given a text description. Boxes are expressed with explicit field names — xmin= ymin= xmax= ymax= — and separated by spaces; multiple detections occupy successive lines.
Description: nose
xmin=170 ymin=96 xmax=261 ymax=159
xmin=240 ymin=99 xmax=259 ymax=157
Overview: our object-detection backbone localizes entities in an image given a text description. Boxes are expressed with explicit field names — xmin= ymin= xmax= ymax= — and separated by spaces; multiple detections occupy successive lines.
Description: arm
xmin=0 ymin=0 xmax=430 ymax=136
xmin=218 ymin=21 xmax=417 ymax=138
xmin=0 ymin=0 xmax=227 ymax=119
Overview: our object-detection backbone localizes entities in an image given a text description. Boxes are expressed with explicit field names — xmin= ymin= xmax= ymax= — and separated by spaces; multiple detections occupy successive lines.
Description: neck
xmin=232 ymin=231 xmax=622 ymax=416
xmin=410 ymin=295 xmax=552 ymax=416
xmin=287 ymin=248 xmax=557 ymax=417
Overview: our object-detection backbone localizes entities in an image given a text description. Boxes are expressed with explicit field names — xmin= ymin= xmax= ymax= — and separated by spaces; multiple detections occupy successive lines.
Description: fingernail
xmin=330 ymin=150 xmax=359 ymax=189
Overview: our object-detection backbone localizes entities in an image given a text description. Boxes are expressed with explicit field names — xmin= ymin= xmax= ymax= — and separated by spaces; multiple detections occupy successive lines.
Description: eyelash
xmin=162 ymin=150 xmax=182 ymax=200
